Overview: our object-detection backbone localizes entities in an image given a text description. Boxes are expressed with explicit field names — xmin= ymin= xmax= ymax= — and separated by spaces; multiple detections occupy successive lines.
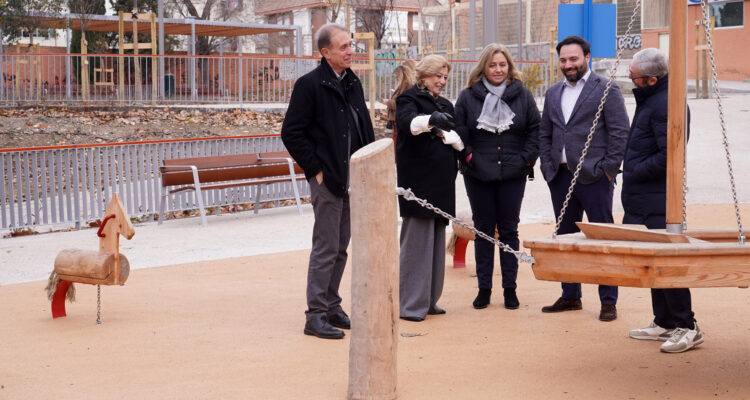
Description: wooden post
xmin=119 ymin=12 xmax=125 ymax=103
xmin=353 ymin=32 xmax=376 ymax=122
xmin=151 ymin=13 xmax=158 ymax=105
xmin=694 ymin=20 xmax=701 ymax=99
xmin=81 ymin=36 xmax=89 ymax=101
xmin=549 ymin=27 xmax=557 ymax=86
xmin=347 ymin=139 xmax=398 ymax=400
xmin=133 ymin=11 xmax=143 ymax=102
xmin=666 ymin=0 xmax=687 ymax=233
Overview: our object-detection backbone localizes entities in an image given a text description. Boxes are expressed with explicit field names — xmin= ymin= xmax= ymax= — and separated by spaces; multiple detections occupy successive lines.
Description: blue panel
xmin=557 ymin=3 xmax=617 ymax=58
xmin=591 ymin=4 xmax=617 ymax=58
xmin=558 ymin=4 xmax=584 ymax=41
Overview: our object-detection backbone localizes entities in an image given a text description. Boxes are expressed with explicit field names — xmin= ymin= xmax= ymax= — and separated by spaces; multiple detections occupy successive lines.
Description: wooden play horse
xmin=46 ymin=193 xmax=135 ymax=320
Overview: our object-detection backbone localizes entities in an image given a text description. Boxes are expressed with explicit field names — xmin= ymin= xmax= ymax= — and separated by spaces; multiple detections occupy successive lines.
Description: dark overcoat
xmin=281 ymin=58 xmax=375 ymax=197
xmin=622 ymin=75 xmax=689 ymax=224
xmin=395 ymin=85 xmax=458 ymax=220
xmin=454 ymin=79 xmax=541 ymax=181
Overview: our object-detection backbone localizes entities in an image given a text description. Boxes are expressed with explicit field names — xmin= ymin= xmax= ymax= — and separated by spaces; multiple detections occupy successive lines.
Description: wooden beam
xmin=666 ymin=0 xmax=688 ymax=230
xmin=576 ymin=222 xmax=690 ymax=243
xmin=347 ymin=139 xmax=398 ymax=400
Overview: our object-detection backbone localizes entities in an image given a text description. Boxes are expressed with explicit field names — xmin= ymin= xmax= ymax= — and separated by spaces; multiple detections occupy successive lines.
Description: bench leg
xmin=158 ymin=189 xmax=167 ymax=225
xmin=190 ymin=166 xmax=208 ymax=227
xmin=254 ymin=185 xmax=261 ymax=214
xmin=283 ymin=158 xmax=303 ymax=215
xmin=290 ymin=179 xmax=303 ymax=215
xmin=453 ymin=237 xmax=470 ymax=269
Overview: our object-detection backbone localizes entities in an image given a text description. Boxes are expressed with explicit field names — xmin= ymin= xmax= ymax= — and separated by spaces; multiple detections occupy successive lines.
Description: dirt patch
xmin=0 ymin=107 xmax=390 ymax=149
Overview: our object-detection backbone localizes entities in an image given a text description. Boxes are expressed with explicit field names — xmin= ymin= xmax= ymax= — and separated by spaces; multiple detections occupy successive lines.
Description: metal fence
xmin=0 ymin=135 xmax=309 ymax=232
xmin=0 ymin=53 xmax=550 ymax=106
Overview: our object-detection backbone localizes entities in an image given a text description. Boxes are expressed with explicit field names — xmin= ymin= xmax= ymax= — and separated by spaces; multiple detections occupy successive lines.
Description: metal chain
xmin=396 ymin=187 xmax=536 ymax=264
xmin=700 ymin=0 xmax=745 ymax=244
xmin=96 ymin=284 xmax=102 ymax=324
xmin=553 ymin=0 xmax=642 ymax=238
xmin=682 ymin=162 xmax=688 ymax=231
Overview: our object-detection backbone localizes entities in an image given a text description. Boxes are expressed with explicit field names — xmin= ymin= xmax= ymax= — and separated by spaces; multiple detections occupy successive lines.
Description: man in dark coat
xmin=281 ymin=23 xmax=375 ymax=339
xmin=538 ymin=35 xmax=630 ymax=321
xmin=624 ymin=48 xmax=702 ymax=353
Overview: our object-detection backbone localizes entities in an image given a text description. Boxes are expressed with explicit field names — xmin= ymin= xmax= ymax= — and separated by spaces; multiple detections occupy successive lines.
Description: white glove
xmin=409 ymin=115 xmax=432 ymax=136
xmin=441 ymin=130 xmax=465 ymax=151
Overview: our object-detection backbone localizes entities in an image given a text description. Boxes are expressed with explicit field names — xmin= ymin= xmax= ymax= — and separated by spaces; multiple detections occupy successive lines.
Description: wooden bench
xmin=158 ymin=151 xmax=306 ymax=226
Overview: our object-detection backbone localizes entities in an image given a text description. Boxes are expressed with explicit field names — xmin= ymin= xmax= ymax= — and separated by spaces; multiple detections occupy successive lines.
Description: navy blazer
xmin=538 ymin=72 xmax=630 ymax=184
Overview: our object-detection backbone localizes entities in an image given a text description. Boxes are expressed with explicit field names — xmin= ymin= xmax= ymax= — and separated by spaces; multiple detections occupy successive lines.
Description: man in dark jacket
xmin=281 ymin=23 xmax=375 ymax=339
xmin=624 ymin=48 xmax=702 ymax=353
xmin=538 ymin=36 xmax=630 ymax=321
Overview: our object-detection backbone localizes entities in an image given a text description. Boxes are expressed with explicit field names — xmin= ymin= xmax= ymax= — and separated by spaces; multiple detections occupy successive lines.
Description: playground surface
xmin=2 ymin=204 xmax=750 ymax=399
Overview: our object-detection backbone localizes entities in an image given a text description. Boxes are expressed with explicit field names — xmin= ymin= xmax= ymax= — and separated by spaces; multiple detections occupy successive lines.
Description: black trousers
xmin=305 ymin=177 xmax=350 ymax=322
xmin=623 ymin=212 xmax=695 ymax=329
xmin=464 ymin=175 xmax=526 ymax=290
xmin=548 ymin=166 xmax=618 ymax=304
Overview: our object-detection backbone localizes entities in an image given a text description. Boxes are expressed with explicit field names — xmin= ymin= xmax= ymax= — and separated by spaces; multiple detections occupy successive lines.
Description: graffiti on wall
xmin=374 ymin=47 xmax=419 ymax=77
xmin=617 ymin=35 xmax=642 ymax=51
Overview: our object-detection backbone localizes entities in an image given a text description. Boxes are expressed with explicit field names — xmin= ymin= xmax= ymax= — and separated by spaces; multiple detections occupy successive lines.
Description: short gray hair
xmin=632 ymin=48 xmax=668 ymax=78
xmin=315 ymin=23 xmax=347 ymax=52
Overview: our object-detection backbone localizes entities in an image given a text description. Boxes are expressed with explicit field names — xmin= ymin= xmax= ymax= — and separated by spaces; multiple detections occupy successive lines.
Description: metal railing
xmin=0 ymin=135 xmax=309 ymax=232
xmin=0 ymin=53 xmax=550 ymax=106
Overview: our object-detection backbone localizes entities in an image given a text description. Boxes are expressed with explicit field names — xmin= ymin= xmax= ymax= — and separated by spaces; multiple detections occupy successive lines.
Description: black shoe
xmin=473 ymin=288 xmax=491 ymax=309
xmin=304 ymin=317 xmax=345 ymax=339
xmin=428 ymin=305 xmax=446 ymax=315
xmin=327 ymin=309 xmax=351 ymax=330
xmin=504 ymin=288 xmax=519 ymax=310
xmin=599 ymin=304 xmax=617 ymax=322
xmin=541 ymin=297 xmax=582 ymax=313
xmin=400 ymin=315 xmax=425 ymax=322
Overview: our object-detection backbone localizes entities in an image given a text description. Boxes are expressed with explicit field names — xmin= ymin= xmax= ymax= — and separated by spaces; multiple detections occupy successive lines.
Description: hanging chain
xmin=700 ymin=0 xmax=745 ymax=244
xmin=553 ymin=0 xmax=642 ymax=238
xmin=396 ymin=187 xmax=536 ymax=264
xmin=96 ymin=284 xmax=102 ymax=324
xmin=681 ymin=162 xmax=688 ymax=231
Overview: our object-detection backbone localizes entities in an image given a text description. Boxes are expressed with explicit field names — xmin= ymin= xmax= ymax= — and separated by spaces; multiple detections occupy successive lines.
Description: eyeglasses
xmin=628 ymin=71 xmax=651 ymax=81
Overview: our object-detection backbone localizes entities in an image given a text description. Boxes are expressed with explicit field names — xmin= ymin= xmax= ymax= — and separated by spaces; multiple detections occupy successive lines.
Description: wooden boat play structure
xmin=524 ymin=0 xmax=750 ymax=288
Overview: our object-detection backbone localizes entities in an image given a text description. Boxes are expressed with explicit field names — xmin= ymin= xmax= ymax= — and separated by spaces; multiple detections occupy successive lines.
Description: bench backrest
xmin=160 ymin=153 xmax=304 ymax=187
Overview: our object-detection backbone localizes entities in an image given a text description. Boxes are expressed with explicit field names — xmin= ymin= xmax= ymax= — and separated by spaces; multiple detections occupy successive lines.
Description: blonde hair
xmin=415 ymin=55 xmax=451 ymax=86
xmin=393 ymin=64 xmax=416 ymax=97
xmin=466 ymin=44 xmax=522 ymax=88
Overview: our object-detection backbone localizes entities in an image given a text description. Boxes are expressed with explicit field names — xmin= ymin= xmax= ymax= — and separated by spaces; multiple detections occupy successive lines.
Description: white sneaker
xmin=629 ymin=321 xmax=674 ymax=341
xmin=660 ymin=323 xmax=704 ymax=353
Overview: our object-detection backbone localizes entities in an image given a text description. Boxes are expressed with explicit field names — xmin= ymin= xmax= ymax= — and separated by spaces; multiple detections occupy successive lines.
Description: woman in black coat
xmin=454 ymin=44 xmax=540 ymax=310
xmin=395 ymin=55 xmax=465 ymax=322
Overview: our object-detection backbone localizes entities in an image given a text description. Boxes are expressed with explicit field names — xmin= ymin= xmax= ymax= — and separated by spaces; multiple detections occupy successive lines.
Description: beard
xmin=563 ymin=63 xmax=588 ymax=83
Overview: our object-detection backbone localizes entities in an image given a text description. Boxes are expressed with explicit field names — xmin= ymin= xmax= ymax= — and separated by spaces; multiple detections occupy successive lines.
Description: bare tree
xmin=348 ymin=0 xmax=395 ymax=48
xmin=69 ymin=0 xmax=106 ymax=51
xmin=323 ymin=0 xmax=346 ymax=23
xmin=168 ymin=0 xmax=245 ymax=55
xmin=1 ymin=0 xmax=64 ymax=46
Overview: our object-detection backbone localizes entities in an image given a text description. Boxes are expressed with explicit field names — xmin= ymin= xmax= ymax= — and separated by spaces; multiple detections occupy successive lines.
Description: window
xmin=710 ymin=0 xmax=743 ymax=28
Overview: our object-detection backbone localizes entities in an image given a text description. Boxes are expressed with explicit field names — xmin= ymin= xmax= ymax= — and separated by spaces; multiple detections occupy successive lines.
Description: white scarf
xmin=476 ymin=77 xmax=515 ymax=134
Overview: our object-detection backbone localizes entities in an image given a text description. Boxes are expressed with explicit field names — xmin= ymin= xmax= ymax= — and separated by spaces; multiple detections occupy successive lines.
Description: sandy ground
xmin=2 ymin=204 xmax=750 ymax=399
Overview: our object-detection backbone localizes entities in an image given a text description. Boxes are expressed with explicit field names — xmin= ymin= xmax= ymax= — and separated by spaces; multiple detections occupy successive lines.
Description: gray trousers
xmin=305 ymin=177 xmax=350 ymax=321
xmin=399 ymin=217 xmax=445 ymax=319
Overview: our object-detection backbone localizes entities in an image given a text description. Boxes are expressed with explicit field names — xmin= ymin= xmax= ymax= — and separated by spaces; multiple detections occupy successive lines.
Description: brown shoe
xmin=541 ymin=297 xmax=582 ymax=313
xmin=599 ymin=304 xmax=617 ymax=321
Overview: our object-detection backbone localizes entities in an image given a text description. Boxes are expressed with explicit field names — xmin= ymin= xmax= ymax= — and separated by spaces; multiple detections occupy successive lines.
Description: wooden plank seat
xmin=158 ymin=151 xmax=306 ymax=226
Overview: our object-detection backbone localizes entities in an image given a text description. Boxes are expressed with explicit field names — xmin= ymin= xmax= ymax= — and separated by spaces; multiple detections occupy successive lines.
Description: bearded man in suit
xmin=538 ymin=35 xmax=630 ymax=321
